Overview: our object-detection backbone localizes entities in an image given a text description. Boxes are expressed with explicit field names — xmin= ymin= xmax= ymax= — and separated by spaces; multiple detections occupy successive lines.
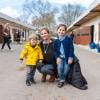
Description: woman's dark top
xmin=39 ymin=41 xmax=56 ymax=65
xmin=0 ymin=25 xmax=4 ymax=34
xmin=4 ymin=28 xmax=10 ymax=36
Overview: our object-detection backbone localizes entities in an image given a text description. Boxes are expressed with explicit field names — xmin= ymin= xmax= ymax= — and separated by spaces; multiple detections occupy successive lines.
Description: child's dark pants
xmin=26 ymin=65 xmax=36 ymax=81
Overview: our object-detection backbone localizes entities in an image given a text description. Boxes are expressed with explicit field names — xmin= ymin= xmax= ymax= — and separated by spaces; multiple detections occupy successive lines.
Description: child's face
xmin=57 ymin=26 xmax=66 ymax=37
xmin=30 ymin=38 xmax=37 ymax=46
xmin=40 ymin=30 xmax=49 ymax=40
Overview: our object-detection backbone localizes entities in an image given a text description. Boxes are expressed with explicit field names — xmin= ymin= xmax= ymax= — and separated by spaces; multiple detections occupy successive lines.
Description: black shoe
xmin=79 ymin=85 xmax=88 ymax=90
xmin=74 ymin=84 xmax=88 ymax=90
xmin=57 ymin=82 xmax=64 ymax=88
xmin=26 ymin=80 xmax=31 ymax=86
xmin=30 ymin=78 xmax=36 ymax=84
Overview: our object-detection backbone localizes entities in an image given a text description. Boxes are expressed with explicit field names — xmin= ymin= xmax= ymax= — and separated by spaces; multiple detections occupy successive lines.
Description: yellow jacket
xmin=20 ymin=43 xmax=43 ymax=66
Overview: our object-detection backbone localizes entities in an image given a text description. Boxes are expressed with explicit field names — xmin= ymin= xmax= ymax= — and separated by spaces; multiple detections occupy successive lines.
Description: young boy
xmin=19 ymin=34 xmax=43 ymax=86
xmin=54 ymin=24 xmax=74 ymax=88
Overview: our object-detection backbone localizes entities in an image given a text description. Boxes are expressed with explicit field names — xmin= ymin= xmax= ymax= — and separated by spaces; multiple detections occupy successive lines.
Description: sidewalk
xmin=0 ymin=43 xmax=100 ymax=100
xmin=75 ymin=44 xmax=100 ymax=55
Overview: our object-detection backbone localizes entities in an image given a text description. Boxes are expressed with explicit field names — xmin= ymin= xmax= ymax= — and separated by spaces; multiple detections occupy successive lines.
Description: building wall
xmin=81 ymin=15 xmax=100 ymax=43
xmin=70 ymin=15 xmax=100 ymax=45
xmin=0 ymin=23 xmax=32 ymax=43
xmin=73 ymin=26 xmax=91 ymax=45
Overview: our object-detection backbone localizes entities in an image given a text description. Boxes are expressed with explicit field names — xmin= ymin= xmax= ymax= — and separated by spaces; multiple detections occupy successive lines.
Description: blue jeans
xmin=37 ymin=62 xmax=54 ymax=75
xmin=1 ymin=37 xmax=11 ymax=49
xmin=57 ymin=58 xmax=70 ymax=82
xmin=26 ymin=66 xmax=36 ymax=80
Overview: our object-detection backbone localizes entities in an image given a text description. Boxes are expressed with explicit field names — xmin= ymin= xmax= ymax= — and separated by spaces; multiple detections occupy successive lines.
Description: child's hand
xmin=38 ymin=60 xmax=43 ymax=66
xmin=39 ymin=60 xmax=42 ymax=63
xmin=37 ymin=61 xmax=43 ymax=67
xmin=56 ymin=58 xmax=61 ymax=64
xmin=68 ymin=58 xmax=73 ymax=64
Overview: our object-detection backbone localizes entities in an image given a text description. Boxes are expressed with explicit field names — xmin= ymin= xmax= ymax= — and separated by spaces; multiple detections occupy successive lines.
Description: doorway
xmin=99 ymin=23 xmax=100 ymax=42
xmin=90 ymin=25 xmax=94 ymax=42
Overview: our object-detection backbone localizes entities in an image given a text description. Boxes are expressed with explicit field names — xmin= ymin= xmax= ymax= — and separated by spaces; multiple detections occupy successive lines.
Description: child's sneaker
xmin=26 ymin=80 xmax=31 ymax=86
xmin=30 ymin=78 xmax=36 ymax=84
xmin=57 ymin=82 xmax=64 ymax=88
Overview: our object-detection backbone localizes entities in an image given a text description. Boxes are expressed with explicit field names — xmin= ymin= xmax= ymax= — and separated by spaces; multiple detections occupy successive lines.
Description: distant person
xmin=16 ymin=31 xmax=21 ymax=44
xmin=70 ymin=31 xmax=74 ymax=42
xmin=0 ymin=24 xmax=4 ymax=34
xmin=19 ymin=34 xmax=43 ymax=86
xmin=1 ymin=23 xmax=13 ymax=51
xmin=20 ymin=31 xmax=24 ymax=43
xmin=54 ymin=24 xmax=74 ymax=88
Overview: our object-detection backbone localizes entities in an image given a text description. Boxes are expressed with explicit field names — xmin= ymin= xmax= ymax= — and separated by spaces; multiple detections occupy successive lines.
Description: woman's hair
xmin=57 ymin=24 xmax=67 ymax=31
xmin=0 ymin=24 xmax=4 ymax=34
xmin=40 ymin=27 xmax=50 ymax=34
xmin=28 ymin=33 xmax=37 ymax=41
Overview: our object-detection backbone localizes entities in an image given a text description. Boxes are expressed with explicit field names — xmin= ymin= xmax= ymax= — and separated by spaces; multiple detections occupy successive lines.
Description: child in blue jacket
xmin=54 ymin=24 xmax=74 ymax=88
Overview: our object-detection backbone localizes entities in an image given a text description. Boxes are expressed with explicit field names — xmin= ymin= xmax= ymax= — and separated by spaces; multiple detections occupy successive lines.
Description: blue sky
xmin=0 ymin=0 xmax=95 ymax=18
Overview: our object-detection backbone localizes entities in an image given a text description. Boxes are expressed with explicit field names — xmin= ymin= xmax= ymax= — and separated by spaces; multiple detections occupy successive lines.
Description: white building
xmin=67 ymin=0 xmax=100 ymax=45
xmin=0 ymin=12 xmax=35 ymax=43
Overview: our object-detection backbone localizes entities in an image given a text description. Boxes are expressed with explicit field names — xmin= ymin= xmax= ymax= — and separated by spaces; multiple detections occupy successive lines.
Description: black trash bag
xmin=66 ymin=56 xmax=88 ymax=90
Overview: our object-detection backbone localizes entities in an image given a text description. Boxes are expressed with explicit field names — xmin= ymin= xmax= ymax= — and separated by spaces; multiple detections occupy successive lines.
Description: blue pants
xmin=37 ymin=62 xmax=54 ymax=75
xmin=1 ymin=37 xmax=11 ymax=49
xmin=57 ymin=58 xmax=70 ymax=82
xmin=26 ymin=66 xmax=36 ymax=80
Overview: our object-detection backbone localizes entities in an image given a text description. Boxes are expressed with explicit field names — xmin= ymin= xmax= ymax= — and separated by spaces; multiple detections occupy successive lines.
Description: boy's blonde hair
xmin=28 ymin=33 xmax=37 ymax=41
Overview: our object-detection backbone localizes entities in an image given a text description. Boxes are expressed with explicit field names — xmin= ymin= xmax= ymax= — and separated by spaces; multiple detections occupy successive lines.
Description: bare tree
xmin=16 ymin=10 xmax=30 ymax=23
xmin=22 ymin=0 xmax=58 ymax=29
xmin=58 ymin=4 xmax=85 ymax=26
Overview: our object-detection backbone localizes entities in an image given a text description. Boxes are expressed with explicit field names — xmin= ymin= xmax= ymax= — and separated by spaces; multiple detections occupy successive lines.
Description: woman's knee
xmin=41 ymin=66 xmax=54 ymax=75
xmin=37 ymin=62 xmax=44 ymax=72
